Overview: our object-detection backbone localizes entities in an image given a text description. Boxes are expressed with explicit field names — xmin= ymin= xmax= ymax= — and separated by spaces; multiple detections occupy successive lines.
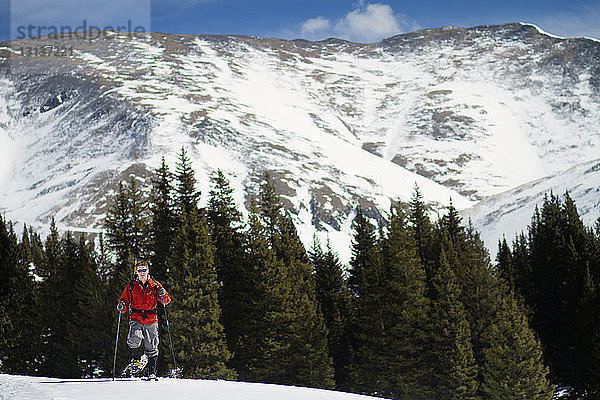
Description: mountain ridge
xmin=1 ymin=22 xmax=599 ymax=260
xmin=462 ymin=158 xmax=600 ymax=255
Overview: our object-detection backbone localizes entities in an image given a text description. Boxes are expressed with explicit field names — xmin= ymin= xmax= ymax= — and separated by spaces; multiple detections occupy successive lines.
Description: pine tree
xmin=0 ymin=216 xmax=38 ymax=374
xmin=496 ymin=237 xmax=514 ymax=289
xmin=257 ymin=171 xmax=281 ymax=242
xmin=67 ymin=235 xmax=109 ymax=377
xmin=347 ymin=206 xmax=378 ymax=299
xmin=527 ymin=193 xmax=563 ymax=376
xmin=244 ymin=213 xmax=291 ymax=382
xmin=29 ymin=229 xmax=45 ymax=273
xmin=309 ymin=237 xmax=353 ymax=390
xmin=510 ymin=232 xmax=532 ymax=306
xmin=588 ymin=219 xmax=600 ymax=397
xmin=284 ymin=264 xmax=334 ymax=389
xmin=576 ymin=265 xmax=600 ymax=397
xmin=558 ymin=192 xmax=600 ymax=394
xmin=480 ymin=290 xmax=554 ymax=400
xmin=106 ymin=253 xmax=133 ymax=375
xmin=233 ymin=211 xmax=274 ymax=381
xmin=408 ymin=184 xmax=432 ymax=242
xmin=501 ymin=192 xmax=600 ymax=397
xmin=427 ymin=249 xmax=478 ymax=400
xmin=208 ymin=170 xmax=241 ymax=228
xmin=105 ymin=178 xmax=150 ymax=273
xmin=96 ymin=232 xmax=112 ymax=279
xmin=38 ymin=230 xmax=82 ymax=377
xmin=105 ymin=181 xmax=134 ymax=267
xmin=37 ymin=218 xmax=61 ymax=376
xmin=206 ymin=169 xmax=246 ymax=372
xmin=435 ymin=208 xmax=501 ymax=383
xmin=525 ymin=193 xmax=593 ymax=391
xmin=20 ymin=224 xmax=32 ymax=264
xmin=238 ymin=175 xmax=334 ymax=388
xmin=21 ymin=225 xmax=45 ymax=279
xmin=127 ymin=177 xmax=151 ymax=260
xmin=347 ymin=205 xmax=388 ymax=395
xmin=462 ymin=223 xmax=503 ymax=374
xmin=166 ymin=151 xmax=236 ymax=379
xmin=409 ymin=184 xmax=436 ymax=293
xmin=383 ymin=206 xmax=432 ymax=399
xmin=245 ymin=214 xmax=335 ymax=388
xmin=442 ymin=199 xmax=465 ymax=247
xmin=167 ymin=196 xmax=235 ymax=379
xmin=267 ymin=178 xmax=334 ymax=388
xmin=174 ymin=147 xmax=201 ymax=217
xmin=94 ymin=232 xmax=123 ymax=376
xmin=149 ymin=157 xmax=176 ymax=282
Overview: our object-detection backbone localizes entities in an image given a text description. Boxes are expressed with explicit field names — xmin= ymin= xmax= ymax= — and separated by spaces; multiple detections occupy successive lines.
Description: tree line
xmin=1 ymin=148 xmax=599 ymax=398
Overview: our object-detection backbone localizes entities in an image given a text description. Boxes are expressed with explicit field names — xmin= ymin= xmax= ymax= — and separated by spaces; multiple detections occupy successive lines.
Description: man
xmin=117 ymin=260 xmax=171 ymax=379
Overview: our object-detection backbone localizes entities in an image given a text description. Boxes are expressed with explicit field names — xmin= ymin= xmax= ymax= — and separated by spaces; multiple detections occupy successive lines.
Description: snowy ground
xmin=0 ymin=374 xmax=383 ymax=400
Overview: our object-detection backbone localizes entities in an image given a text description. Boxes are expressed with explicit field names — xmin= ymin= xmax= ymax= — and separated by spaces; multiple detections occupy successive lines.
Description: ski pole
xmin=112 ymin=311 xmax=122 ymax=381
xmin=161 ymin=296 xmax=178 ymax=373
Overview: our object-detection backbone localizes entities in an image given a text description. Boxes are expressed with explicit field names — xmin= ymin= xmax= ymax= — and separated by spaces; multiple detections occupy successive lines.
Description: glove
xmin=116 ymin=301 xmax=125 ymax=312
xmin=158 ymin=287 xmax=167 ymax=297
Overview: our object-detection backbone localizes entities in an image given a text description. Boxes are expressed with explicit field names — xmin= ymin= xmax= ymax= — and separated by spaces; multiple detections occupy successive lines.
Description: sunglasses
xmin=137 ymin=268 xmax=148 ymax=273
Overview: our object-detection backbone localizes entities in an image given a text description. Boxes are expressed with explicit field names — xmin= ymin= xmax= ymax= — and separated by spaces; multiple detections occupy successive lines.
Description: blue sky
xmin=2 ymin=0 xmax=600 ymax=43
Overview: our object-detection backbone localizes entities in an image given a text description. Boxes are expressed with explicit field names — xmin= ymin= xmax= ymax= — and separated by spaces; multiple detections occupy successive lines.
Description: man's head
xmin=135 ymin=260 xmax=150 ymax=282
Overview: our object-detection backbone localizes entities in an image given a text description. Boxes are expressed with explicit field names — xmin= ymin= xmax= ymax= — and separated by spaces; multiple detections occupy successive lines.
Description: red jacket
xmin=119 ymin=276 xmax=172 ymax=325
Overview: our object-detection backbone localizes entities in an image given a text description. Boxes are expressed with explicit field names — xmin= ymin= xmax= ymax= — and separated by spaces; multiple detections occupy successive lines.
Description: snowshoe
xmin=168 ymin=367 xmax=183 ymax=378
xmin=121 ymin=354 xmax=148 ymax=377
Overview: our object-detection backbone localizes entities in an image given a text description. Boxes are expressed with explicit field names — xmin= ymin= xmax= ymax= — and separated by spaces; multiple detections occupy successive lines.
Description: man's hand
xmin=116 ymin=301 xmax=126 ymax=312
xmin=158 ymin=287 xmax=167 ymax=297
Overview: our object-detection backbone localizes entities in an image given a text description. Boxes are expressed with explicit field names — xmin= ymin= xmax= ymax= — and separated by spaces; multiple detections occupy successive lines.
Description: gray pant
xmin=127 ymin=320 xmax=159 ymax=357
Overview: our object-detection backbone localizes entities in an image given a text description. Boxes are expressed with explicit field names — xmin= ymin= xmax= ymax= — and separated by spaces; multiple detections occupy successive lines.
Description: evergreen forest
xmin=3 ymin=148 xmax=600 ymax=399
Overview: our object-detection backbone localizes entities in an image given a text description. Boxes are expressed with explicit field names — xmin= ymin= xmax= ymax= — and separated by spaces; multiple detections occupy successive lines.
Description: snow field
xmin=0 ymin=374 xmax=383 ymax=400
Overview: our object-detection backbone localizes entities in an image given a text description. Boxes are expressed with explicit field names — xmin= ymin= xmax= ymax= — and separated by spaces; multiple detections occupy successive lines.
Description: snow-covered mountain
xmin=0 ymin=374 xmax=383 ymax=400
xmin=0 ymin=22 xmax=599 ymax=260
xmin=463 ymin=158 xmax=600 ymax=254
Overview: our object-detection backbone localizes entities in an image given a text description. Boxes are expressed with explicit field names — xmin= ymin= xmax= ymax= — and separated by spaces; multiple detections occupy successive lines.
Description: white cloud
xmin=299 ymin=3 xmax=419 ymax=43
xmin=335 ymin=3 xmax=400 ymax=42
xmin=301 ymin=16 xmax=330 ymax=37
